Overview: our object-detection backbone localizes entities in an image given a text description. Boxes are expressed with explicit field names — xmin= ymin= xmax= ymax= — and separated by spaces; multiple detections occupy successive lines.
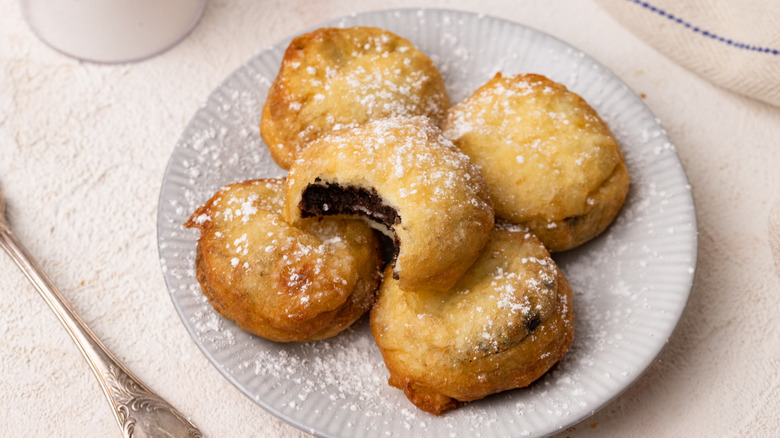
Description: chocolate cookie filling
xmin=524 ymin=313 xmax=541 ymax=333
xmin=299 ymin=181 xmax=402 ymax=273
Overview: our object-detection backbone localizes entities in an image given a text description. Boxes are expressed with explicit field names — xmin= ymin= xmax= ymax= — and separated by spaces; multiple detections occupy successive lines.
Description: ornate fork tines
xmin=0 ymin=194 xmax=202 ymax=437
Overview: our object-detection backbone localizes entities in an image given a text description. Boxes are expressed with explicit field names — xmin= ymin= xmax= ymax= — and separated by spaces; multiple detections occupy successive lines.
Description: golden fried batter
xmin=370 ymin=226 xmax=574 ymax=414
xmin=444 ymin=73 xmax=630 ymax=252
xmin=283 ymin=116 xmax=494 ymax=293
xmin=184 ymin=178 xmax=383 ymax=342
xmin=261 ymin=26 xmax=450 ymax=169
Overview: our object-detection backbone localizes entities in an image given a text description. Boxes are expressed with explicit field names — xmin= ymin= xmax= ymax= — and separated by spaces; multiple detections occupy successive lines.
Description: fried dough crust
xmin=283 ymin=116 xmax=494 ymax=293
xmin=184 ymin=178 xmax=383 ymax=342
xmin=370 ymin=226 xmax=574 ymax=414
xmin=261 ymin=26 xmax=450 ymax=169
xmin=444 ymin=73 xmax=630 ymax=252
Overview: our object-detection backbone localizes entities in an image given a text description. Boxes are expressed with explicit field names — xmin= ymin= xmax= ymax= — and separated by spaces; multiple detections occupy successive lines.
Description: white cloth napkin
xmin=595 ymin=0 xmax=780 ymax=107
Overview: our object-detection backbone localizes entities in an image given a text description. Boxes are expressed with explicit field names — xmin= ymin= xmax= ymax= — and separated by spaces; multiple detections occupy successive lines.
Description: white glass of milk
xmin=21 ymin=0 xmax=208 ymax=63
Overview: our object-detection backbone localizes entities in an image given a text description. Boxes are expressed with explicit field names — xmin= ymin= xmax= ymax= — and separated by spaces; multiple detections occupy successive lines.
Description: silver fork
xmin=0 ymin=188 xmax=202 ymax=437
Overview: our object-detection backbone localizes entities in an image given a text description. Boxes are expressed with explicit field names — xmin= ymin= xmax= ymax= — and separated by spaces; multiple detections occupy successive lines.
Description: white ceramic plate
xmin=157 ymin=8 xmax=697 ymax=438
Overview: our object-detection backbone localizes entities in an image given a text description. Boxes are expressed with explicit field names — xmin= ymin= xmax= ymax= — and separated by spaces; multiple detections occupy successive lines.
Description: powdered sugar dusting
xmin=268 ymin=26 xmax=450 ymax=161
xmin=293 ymin=115 xmax=489 ymax=214
xmin=158 ymin=9 xmax=696 ymax=438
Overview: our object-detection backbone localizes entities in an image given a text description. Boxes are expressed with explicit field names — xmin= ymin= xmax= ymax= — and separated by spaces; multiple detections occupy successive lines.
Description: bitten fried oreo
xmin=184 ymin=178 xmax=383 ymax=342
xmin=261 ymin=26 xmax=450 ymax=169
xmin=444 ymin=73 xmax=630 ymax=252
xmin=370 ymin=226 xmax=574 ymax=415
xmin=283 ymin=116 xmax=495 ymax=293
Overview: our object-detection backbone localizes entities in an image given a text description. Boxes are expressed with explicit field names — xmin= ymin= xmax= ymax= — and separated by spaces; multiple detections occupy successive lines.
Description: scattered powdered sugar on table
xmin=157 ymin=9 xmax=696 ymax=438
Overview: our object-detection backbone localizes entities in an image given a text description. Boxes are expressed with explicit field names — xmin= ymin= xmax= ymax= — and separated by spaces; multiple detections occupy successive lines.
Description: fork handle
xmin=0 ymin=225 xmax=202 ymax=437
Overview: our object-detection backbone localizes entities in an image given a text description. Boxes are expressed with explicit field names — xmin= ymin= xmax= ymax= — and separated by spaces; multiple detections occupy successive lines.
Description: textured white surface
xmin=0 ymin=0 xmax=778 ymax=437
xmin=772 ymin=203 xmax=780 ymax=278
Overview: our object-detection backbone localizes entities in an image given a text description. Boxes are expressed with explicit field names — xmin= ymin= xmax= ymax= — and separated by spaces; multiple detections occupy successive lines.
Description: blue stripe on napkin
xmin=627 ymin=0 xmax=780 ymax=55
